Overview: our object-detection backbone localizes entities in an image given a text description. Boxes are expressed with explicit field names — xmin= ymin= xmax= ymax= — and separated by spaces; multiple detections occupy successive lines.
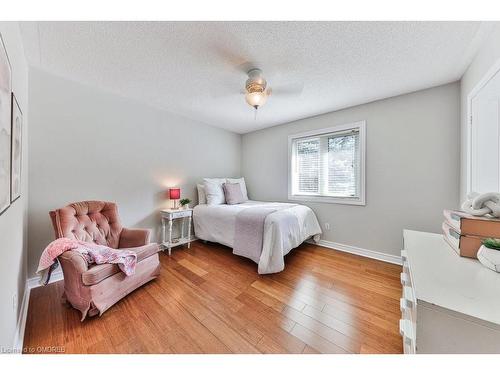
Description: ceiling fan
xmin=209 ymin=42 xmax=304 ymax=113
xmin=209 ymin=39 xmax=304 ymax=116
xmin=242 ymin=68 xmax=304 ymax=113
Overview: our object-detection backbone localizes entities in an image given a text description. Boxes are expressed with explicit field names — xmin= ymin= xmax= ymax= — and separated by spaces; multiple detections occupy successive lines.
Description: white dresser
xmin=400 ymin=230 xmax=500 ymax=353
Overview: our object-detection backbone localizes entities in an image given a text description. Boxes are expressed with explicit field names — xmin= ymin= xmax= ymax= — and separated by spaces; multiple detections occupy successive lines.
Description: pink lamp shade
xmin=169 ymin=188 xmax=181 ymax=200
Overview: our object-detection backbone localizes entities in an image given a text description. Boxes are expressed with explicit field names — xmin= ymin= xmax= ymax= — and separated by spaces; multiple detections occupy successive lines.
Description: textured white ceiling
xmin=20 ymin=21 xmax=493 ymax=133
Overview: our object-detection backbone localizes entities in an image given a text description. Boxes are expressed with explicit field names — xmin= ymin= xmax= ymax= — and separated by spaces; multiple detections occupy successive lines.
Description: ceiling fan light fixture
xmin=245 ymin=90 xmax=268 ymax=109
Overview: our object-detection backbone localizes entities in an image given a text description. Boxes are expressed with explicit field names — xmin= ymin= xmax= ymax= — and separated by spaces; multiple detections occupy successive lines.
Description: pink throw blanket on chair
xmin=37 ymin=238 xmax=137 ymax=285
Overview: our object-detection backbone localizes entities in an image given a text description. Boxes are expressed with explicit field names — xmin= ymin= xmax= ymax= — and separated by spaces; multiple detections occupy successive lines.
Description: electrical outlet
xmin=324 ymin=222 xmax=330 ymax=230
xmin=12 ymin=293 xmax=18 ymax=312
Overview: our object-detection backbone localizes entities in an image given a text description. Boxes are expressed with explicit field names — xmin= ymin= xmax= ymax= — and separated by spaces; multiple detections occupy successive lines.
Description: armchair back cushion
xmin=49 ymin=201 xmax=123 ymax=249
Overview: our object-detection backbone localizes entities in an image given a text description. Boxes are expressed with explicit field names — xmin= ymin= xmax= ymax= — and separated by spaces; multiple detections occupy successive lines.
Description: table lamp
xmin=169 ymin=188 xmax=181 ymax=209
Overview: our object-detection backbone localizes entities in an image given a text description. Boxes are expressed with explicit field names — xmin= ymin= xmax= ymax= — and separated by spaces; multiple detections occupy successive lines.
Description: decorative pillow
xmin=203 ymin=178 xmax=226 ymax=205
xmin=226 ymin=177 xmax=249 ymax=201
xmin=223 ymin=183 xmax=245 ymax=205
xmin=197 ymin=184 xmax=207 ymax=205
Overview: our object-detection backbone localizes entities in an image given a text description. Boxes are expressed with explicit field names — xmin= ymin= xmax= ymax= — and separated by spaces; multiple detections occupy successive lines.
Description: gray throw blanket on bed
xmin=233 ymin=207 xmax=279 ymax=263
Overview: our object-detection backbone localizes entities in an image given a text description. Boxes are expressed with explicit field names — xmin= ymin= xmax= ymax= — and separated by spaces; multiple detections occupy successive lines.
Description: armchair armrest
xmin=58 ymin=250 xmax=89 ymax=274
xmin=119 ymin=227 xmax=151 ymax=248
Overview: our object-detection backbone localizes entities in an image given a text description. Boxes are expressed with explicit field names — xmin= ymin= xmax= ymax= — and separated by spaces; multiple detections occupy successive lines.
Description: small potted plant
xmin=478 ymin=238 xmax=500 ymax=273
xmin=482 ymin=238 xmax=500 ymax=250
xmin=180 ymin=198 xmax=191 ymax=210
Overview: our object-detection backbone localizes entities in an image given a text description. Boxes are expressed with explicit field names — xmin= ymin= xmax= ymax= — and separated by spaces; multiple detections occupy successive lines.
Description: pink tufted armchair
xmin=49 ymin=201 xmax=160 ymax=320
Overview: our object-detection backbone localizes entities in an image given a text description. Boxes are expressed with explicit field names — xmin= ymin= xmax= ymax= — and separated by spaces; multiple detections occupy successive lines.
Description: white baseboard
xmin=313 ymin=239 xmax=402 ymax=265
xmin=12 ymin=269 xmax=64 ymax=353
xmin=26 ymin=269 xmax=64 ymax=290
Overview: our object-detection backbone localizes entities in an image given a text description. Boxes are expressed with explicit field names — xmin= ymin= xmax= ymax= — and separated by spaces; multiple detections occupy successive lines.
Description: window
xmin=288 ymin=121 xmax=366 ymax=205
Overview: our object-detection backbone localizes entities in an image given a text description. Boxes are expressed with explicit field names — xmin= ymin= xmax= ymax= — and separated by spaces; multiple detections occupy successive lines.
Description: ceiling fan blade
xmin=210 ymin=42 xmax=257 ymax=74
xmin=235 ymin=61 xmax=258 ymax=75
xmin=211 ymin=91 xmax=243 ymax=99
xmin=270 ymin=82 xmax=304 ymax=97
xmin=210 ymin=87 xmax=246 ymax=99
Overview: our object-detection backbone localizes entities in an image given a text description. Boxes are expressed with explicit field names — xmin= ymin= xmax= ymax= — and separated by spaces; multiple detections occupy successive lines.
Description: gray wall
xmin=27 ymin=68 xmax=241 ymax=277
xmin=242 ymin=83 xmax=460 ymax=257
xmin=460 ymin=25 xmax=500 ymax=201
xmin=0 ymin=22 xmax=29 ymax=349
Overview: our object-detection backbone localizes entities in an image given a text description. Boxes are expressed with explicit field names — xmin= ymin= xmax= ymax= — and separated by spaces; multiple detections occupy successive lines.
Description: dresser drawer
xmin=403 ymin=287 xmax=417 ymax=324
xmin=400 ymin=251 xmax=414 ymax=309
xmin=401 ymin=250 xmax=410 ymax=275
xmin=399 ymin=319 xmax=415 ymax=354
xmin=400 ymin=248 xmax=417 ymax=352
xmin=400 ymin=272 xmax=414 ymax=314
xmin=400 ymin=272 xmax=411 ymax=288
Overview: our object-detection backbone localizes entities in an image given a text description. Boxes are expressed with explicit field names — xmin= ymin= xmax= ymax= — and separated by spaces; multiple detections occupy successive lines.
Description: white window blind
xmin=327 ymin=132 xmax=359 ymax=197
xmin=296 ymin=138 xmax=320 ymax=193
xmin=289 ymin=122 xmax=365 ymax=205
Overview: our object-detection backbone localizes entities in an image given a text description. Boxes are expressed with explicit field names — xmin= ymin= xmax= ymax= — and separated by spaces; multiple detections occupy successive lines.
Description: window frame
xmin=288 ymin=121 xmax=366 ymax=206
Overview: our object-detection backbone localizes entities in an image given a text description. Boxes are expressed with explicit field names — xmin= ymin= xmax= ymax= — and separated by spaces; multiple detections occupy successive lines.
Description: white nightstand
xmin=160 ymin=208 xmax=194 ymax=255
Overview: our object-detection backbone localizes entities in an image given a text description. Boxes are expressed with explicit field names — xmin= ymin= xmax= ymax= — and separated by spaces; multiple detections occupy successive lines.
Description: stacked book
xmin=442 ymin=209 xmax=500 ymax=258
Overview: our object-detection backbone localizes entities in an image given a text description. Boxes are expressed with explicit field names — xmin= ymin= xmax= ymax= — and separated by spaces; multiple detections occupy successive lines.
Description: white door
xmin=470 ymin=69 xmax=500 ymax=193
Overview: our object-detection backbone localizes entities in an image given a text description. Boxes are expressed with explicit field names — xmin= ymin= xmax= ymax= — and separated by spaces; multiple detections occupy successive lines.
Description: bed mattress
xmin=193 ymin=200 xmax=322 ymax=274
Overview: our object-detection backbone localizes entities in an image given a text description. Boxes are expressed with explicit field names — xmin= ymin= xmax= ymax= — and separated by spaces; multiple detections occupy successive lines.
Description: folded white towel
xmin=462 ymin=192 xmax=500 ymax=217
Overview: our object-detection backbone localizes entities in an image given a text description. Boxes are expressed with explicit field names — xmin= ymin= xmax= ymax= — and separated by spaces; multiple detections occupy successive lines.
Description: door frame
xmin=466 ymin=56 xmax=500 ymax=195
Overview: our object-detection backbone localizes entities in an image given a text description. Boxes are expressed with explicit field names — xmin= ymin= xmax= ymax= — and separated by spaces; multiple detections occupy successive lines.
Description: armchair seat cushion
xmin=81 ymin=243 xmax=160 ymax=286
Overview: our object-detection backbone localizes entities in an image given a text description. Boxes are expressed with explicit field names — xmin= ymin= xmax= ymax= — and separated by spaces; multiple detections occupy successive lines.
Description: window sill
xmin=288 ymin=194 xmax=366 ymax=206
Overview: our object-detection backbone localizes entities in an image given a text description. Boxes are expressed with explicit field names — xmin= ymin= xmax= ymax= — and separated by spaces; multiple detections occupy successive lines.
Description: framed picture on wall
xmin=11 ymin=93 xmax=22 ymax=203
xmin=0 ymin=33 xmax=12 ymax=215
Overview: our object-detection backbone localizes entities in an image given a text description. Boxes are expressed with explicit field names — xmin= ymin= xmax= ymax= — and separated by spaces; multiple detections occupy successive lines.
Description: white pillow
xmin=203 ymin=178 xmax=226 ymax=205
xmin=226 ymin=177 xmax=248 ymax=201
xmin=197 ymin=184 xmax=207 ymax=205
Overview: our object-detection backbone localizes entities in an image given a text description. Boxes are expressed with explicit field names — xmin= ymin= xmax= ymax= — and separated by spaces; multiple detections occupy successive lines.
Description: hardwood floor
xmin=23 ymin=241 xmax=403 ymax=354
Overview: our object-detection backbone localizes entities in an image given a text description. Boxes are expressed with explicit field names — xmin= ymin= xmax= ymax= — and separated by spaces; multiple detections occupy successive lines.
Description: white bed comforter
xmin=193 ymin=201 xmax=322 ymax=274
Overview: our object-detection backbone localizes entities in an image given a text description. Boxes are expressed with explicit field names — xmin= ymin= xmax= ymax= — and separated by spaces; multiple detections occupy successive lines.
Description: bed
xmin=193 ymin=200 xmax=322 ymax=274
